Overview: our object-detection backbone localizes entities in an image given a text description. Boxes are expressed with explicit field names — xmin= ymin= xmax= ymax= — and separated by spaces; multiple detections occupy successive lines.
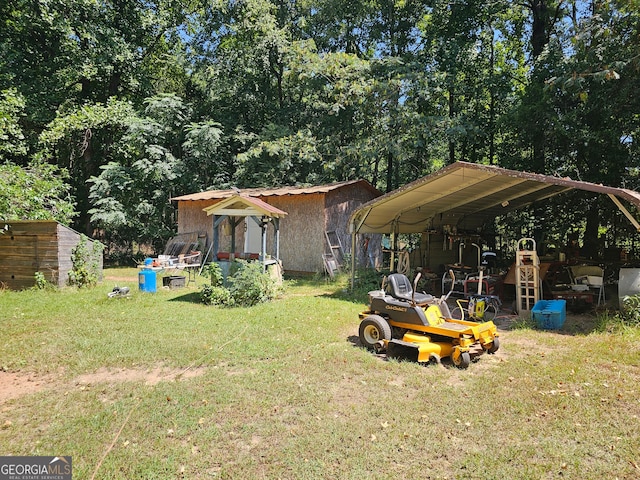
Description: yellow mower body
xmin=358 ymin=272 xmax=500 ymax=368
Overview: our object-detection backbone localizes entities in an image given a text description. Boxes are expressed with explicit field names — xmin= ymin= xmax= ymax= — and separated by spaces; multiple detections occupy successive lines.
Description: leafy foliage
xmin=87 ymin=95 xmax=190 ymax=252
xmin=0 ymin=89 xmax=27 ymax=162
xmin=619 ymin=294 xmax=640 ymax=327
xmin=200 ymin=284 xmax=235 ymax=306
xmin=68 ymin=234 xmax=103 ymax=288
xmin=227 ymin=260 xmax=282 ymax=306
xmin=203 ymin=262 xmax=224 ymax=287
xmin=0 ymin=160 xmax=76 ymax=222
xmin=32 ymin=271 xmax=50 ymax=290
xmin=1 ymin=0 xmax=639 ymax=256
xmin=200 ymin=260 xmax=282 ymax=307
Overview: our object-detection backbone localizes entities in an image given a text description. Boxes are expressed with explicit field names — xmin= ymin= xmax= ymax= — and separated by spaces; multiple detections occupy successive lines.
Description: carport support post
xmin=351 ymin=232 xmax=357 ymax=290
xmin=390 ymin=219 xmax=399 ymax=272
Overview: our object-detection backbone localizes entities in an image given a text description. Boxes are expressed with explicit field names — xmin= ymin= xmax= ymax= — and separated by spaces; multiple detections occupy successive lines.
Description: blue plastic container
xmin=138 ymin=260 xmax=157 ymax=293
xmin=531 ymin=299 xmax=566 ymax=329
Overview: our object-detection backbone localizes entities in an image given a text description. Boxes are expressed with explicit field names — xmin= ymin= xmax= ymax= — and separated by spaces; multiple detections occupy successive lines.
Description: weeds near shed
xmin=32 ymin=271 xmax=52 ymax=290
xmin=68 ymin=234 xmax=103 ymax=288
xmin=594 ymin=296 xmax=640 ymax=333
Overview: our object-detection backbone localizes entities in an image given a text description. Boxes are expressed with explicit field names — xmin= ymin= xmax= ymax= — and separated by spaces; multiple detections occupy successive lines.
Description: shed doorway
xmin=245 ymin=217 xmax=262 ymax=254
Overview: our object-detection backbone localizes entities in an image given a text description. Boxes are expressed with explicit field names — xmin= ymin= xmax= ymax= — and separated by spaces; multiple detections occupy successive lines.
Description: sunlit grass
xmin=1 ymin=267 xmax=639 ymax=479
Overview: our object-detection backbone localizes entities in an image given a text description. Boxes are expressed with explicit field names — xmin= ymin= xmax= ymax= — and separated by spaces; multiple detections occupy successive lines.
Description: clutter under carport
xmin=349 ymin=162 xmax=640 ymax=309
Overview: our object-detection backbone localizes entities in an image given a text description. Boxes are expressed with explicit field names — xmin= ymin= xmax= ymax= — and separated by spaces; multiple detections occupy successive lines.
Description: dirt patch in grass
xmin=0 ymin=365 xmax=208 ymax=404
xmin=0 ymin=371 xmax=56 ymax=404
xmin=74 ymin=365 xmax=207 ymax=386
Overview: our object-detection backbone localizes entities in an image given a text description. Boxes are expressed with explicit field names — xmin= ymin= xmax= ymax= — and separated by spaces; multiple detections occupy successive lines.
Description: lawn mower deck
xmin=358 ymin=271 xmax=499 ymax=368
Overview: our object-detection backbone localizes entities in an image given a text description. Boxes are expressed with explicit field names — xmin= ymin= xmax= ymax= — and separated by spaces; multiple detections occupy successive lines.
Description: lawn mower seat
xmin=385 ymin=273 xmax=433 ymax=305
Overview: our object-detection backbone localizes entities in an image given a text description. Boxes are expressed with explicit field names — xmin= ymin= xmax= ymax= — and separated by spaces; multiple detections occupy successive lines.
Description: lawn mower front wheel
xmin=485 ymin=337 xmax=500 ymax=354
xmin=451 ymin=347 xmax=471 ymax=369
xmin=359 ymin=315 xmax=392 ymax=350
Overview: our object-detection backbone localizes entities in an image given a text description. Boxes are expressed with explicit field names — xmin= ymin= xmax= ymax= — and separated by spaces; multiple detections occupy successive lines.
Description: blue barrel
xmin=138 ymin=266 xmax=157 ymax=293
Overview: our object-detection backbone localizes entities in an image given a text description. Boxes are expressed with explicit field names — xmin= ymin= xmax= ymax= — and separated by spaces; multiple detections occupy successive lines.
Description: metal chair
xmin=587 ymin=274 xmax=605 ymax=306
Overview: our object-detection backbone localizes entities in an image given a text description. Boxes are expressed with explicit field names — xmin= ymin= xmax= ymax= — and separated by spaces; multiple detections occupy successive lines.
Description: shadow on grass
xmin=505 ymin=306 xmax=613 ymax=336
xmin=347 ymin=334 xmax=391 ymax=363
xmin=319 ymin=290 xmax=369 ymax=305
xmin=168 ymin=292 xmax=202 ymax=304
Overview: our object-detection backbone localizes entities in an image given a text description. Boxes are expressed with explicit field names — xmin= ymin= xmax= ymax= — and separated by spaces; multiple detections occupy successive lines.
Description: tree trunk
xmin=448 ymin=87 xmax=455 ymax=164
xmin=488 ymin=25 xmax=495 ymax=165
xmin=583 ymin=202 xmax=600 ymax=260
xmin=386 ymin=150 xmax=394 ymax=193
xmin=529 ymin=0 xmax=552 ymax=173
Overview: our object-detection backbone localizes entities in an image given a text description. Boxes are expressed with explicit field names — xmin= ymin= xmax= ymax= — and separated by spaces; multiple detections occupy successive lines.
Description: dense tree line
xmin=1 ymin=0 xmax=639 ymax=257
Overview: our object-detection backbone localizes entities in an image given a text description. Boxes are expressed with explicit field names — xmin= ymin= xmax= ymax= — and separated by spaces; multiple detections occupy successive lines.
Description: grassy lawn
xmin=1 ymin=268 xmax=639 ymax=479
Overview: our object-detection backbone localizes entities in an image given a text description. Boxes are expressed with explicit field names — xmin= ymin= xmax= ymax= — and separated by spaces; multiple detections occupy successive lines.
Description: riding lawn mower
xmin=358 ymin=269 xmax=500 ymax=368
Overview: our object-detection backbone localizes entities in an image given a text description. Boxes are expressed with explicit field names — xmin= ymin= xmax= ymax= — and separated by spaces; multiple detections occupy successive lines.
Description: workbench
xmin=550 ymin=289 xmax=595 ymax=312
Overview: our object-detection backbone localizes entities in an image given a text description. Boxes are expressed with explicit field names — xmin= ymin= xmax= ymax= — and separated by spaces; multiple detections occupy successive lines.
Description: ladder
xmin=515 ymin=238 xmax=540 ymax=314
xmin=325 ymin=230 xmax=344 ymax=266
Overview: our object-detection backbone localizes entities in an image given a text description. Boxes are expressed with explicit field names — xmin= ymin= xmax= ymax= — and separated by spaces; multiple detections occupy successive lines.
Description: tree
xmin=37 ymin=98 xmax=135 ymax=233
xmin=0 ymin=88 xmax=27 ymax=163
xmin=540 ymin=0 xmax=640 ymax=254
xmin=87 ymin=94 xmax=224 ymax=253
xmin=0 ymin=160 xmax=75 ymax=223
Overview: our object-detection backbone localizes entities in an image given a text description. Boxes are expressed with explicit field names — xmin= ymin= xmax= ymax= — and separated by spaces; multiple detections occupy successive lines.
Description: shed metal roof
xmin=172 ymin=179 xmax=380 ymax=202
xmin=350 ymin=161 xmax=640 ymax=234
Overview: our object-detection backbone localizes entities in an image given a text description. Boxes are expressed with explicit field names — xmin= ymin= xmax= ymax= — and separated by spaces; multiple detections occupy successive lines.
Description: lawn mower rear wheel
xmin=359 ymin=315 xmax=391 ymax=350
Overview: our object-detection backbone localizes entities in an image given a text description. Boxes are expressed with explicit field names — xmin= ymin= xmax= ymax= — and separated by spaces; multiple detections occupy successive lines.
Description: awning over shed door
xmin=350 ymin=161 xmax=640 ymax=234
xmin=203 ymin=194 xmax=288 ymax=218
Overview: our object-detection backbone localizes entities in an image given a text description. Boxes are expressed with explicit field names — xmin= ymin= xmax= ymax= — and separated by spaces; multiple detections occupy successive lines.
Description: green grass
xmin=1 ymin=268 xmax=639 ymax=479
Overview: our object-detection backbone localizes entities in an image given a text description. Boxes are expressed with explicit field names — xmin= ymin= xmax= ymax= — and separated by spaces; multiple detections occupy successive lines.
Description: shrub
xmin=619 ymin=294 xmax=640 ymax=326
xmin=226 ymin=260 xmax=281 ymax=307
xmin=203 ymin=262 xmax=223 ymax=287
xmin=352 ymin=268 xmax=384 ymax=294
xmin=200 ymin=284 xmax=235 ymax=306
xmin=200 ymin=260 xmax=282 ymax=307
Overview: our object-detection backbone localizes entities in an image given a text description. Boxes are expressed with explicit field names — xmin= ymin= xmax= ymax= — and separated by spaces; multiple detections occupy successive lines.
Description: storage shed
xmin=172 ymin=180 xmax=382 ymax=275
xmin=0 ymin=220 xmax=103 ymax=290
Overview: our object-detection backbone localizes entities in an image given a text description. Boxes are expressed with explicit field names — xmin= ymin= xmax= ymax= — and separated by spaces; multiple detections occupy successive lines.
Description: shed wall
xmin=325 ymin=187 xmax=382 ymax=269
xmin=0 ymin=221 xmax=103 ymax=290
xmin=268 ymin=194 xmax=325 ymax=273
xmin=177 ymin=200 xmax=211 ymax=239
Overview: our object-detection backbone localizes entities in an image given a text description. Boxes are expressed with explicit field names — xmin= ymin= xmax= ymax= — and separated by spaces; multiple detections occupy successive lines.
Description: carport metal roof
xmin=350 ymin=161 xmax=640 ymax=235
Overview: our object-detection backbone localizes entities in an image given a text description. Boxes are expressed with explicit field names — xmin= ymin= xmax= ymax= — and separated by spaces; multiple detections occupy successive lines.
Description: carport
xmin=349 ymin=161 xmax=640 ymax=304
